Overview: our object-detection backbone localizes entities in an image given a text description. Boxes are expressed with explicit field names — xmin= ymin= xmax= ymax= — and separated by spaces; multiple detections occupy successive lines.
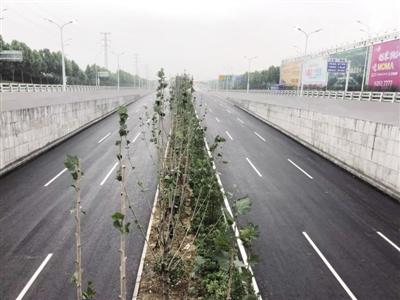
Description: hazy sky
xmin=1 ymin=0 xmax=399 ymax=80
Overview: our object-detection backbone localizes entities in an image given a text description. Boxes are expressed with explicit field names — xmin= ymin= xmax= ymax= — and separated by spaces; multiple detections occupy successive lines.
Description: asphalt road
xmin=0 ymin=88 xmax=151 ymax=111
xmin=212 ymin=91 xmax=400 ymax=125
xmin=0 ymin=93 xmax=160 ymax=299
xmin=195 ymin=91 xmax=400 ymax=300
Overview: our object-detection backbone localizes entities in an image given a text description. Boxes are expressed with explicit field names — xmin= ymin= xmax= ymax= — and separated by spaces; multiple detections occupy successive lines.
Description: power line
xmin=100 ymin=32 xmax=110 ymax=69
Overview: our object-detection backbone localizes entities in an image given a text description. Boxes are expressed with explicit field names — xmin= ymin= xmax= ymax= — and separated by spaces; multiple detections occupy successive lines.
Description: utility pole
xmin=100 ymin=32 xmax=111 ymax=69
xmin=244 ymin=56 xmax=257 ymax=93
xmin=145 ymin=64 xmax=149 ymax=89
xmin=45 ymin=18 xmax=75 ymax=92
xmin=134 ymin=53 xmax=139 ymax=88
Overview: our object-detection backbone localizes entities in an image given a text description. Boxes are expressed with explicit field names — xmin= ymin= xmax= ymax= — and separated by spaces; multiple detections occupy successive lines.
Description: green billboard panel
xmin=327 ymin=47 xmax=367 ymax=91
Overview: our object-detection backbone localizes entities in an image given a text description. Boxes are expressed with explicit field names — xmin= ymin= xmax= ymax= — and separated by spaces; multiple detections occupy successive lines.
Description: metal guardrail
xmin=219 ymin=89 xmax=400 ymax=103
xmin=0 ymin=83 xmax=129 ymax=93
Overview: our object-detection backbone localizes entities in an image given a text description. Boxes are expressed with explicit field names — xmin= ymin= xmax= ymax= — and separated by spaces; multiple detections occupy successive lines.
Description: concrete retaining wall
xmin=234 ymin=99 xmax=400 ymax=200
xmin=0 ymin=94 xmax=138 ymax=175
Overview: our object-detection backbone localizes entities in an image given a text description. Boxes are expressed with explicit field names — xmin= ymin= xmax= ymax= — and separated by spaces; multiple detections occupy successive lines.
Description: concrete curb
xmin=234 ymin=103 xmax=400 ymax=202
xmin=132 ymin=129 xmax=171 ymax=300
xmin=0 ymin=93 xmax=151 ymax=177
xmin=131 ymin=186 xmax=159 ymax=300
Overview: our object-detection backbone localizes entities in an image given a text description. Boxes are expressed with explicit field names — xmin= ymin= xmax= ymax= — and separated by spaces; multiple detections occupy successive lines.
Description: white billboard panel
xmin=302 ymin=57 xmax=328 ymax=86
xmin=0 ymin=50 xmax=23 ymax=62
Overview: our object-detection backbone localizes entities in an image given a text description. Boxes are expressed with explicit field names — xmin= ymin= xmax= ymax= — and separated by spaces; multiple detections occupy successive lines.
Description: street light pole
xmin=244 ymin=56 xmax=257 ymax=93
xmin=357 ymin=21 xmax=372 ymax=92
xmin=0 ymin=6 xmax=7 ymax=38
xmin=113 ymin=52 xmax=124 ymax=90
xmin=294 ymin=27 xmax=322 ymax=96
xmin=45 ymin=18 xmax=75 ymax=92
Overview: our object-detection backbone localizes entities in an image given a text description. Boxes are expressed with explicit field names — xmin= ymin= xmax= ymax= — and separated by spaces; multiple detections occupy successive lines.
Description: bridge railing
xmin=218 ymin=89 xmax=400 ymax=103
xmin=0 ymin=83 xmax=134 ymax=93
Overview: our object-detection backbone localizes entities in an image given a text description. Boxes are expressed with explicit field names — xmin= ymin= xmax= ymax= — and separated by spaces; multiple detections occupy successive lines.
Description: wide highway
xmin=196 ymin=90 xmax=400 ymax=300
xmin=0 ymin=93 xmax=159 ymax=299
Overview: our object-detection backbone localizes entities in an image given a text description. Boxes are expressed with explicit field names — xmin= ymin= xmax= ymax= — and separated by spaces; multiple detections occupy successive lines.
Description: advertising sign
xmin=280 ymin=59 xmax=302 ymax=87
xmin=302 ymin=57 xmax=328 ymax=86
xmin=327 ymin=47 xmax=367 ymax=90
xmin=98 ymin=71 xmax=109 ymax=78
xmin=327 ymin=58 xmax=348 ymax=73
xmin=0 ymin=50 xmax=23 ymax=62
xmin=367 ymin=39 xmax=400 ymax=89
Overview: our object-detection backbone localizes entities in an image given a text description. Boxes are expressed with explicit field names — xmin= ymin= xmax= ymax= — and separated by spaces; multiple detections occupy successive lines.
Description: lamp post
xmin=244 ymin=56 xmax=257 ymax=93
xmin=357 ymin=20 xmax=371 ymax=92
xmin=294 ymin=26 xmax=322 ymax=95
xmin=45 ymin=18 xmax=75 ymax=91
xmin=0 ymin=7 xmax=7 ymax=37
xmin=113 ymin=52 xmax=124 ymax=90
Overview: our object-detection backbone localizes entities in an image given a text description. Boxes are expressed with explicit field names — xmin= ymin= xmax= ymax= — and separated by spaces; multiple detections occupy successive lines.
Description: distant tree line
xmin=0 ymin=35 xmax=147 ymax=86
xmin=212 ymin=65 xmax=280 ymax=90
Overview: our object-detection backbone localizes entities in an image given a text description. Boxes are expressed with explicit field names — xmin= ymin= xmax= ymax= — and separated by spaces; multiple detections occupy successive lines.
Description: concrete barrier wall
xmin=0 ymin=95 xmax=137 ymax=174
xmin=235 ymin=99 xmax=400 ymax=200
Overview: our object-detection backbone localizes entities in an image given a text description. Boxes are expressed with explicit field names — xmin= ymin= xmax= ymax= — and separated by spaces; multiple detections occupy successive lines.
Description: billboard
xmin=280 ymin=59 xmax=302 ymax=87
xmin=327 ymin=47 xmax=367 ymax=90
xmin=0 ymin=50 xmax=23 ymax=62
xmin=302 ymin=57 xmax=328 ymax=86
xmin=367 ymin=39 xmax=400 ymax=89
xmin=98 ymin=71 xmax=109 ymax=78
xmin=327 ymin=58 xmax=348 ymax=73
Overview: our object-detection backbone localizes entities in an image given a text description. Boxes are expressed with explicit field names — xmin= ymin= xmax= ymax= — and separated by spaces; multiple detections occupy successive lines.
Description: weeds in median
xmin=137 ymin=72 xmax=259 ymax=300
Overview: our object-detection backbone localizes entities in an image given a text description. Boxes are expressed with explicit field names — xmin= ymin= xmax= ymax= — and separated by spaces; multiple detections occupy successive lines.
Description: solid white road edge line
xmin=132 ymin=187 xmax=159 ymax=300
xmin=43 ymin=168 xmax=67 ymax=187
xmin=215 ymin=117 xmax=221 ymax=123
xmin=254 ymin=132 xmax=266 ymax=142
xmin=132 ymin=132 xmax=141 ymax=143
xmin=377 ymin=231 xmax=400 ymax=252
xmin=237 ymin=118 xmax=244 ymax=124
xmin=100 ymin=162 xmax=118 ymax=186
xmin=194 ymin=108 xmax=261 ymax=298
xmin=246 ymin=157 xmax=262 ymax=177
xmin=97 ymin=132 xmax=111 ymax=144
xmin=15 ymin=253 xmax=53 ymax=300
xmin=225 ymin=131 xmax=234 ymax=141
xmin=203 ymin=136 xmax=262 ymax=299
xmin=132 ymin=130 xmax=171 ymax=300
xmin=302 ymin=232 xmax=357 ymax=300
xmin=287 ymin=158 xmax=313 ymax=179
